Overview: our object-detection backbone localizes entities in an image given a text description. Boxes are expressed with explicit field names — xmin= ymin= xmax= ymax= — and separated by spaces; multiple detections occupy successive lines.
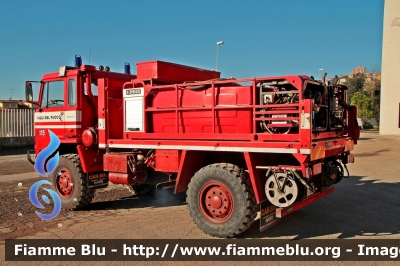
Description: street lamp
xmin=318 ymin=68 xmax=325 ymax=81
xmin=216 ymin=41 xmax=224 ymax=71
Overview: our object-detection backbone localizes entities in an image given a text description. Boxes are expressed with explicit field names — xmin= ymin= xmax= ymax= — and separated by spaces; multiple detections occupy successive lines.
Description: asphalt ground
xmin=0 ymin=131 xmax=399 ymax=265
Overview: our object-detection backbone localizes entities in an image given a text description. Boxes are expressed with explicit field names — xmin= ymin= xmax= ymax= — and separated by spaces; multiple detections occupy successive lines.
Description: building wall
xmin=0 ymin=137 xmax=34 ymax=149
xmin=352 ymin=66 xmax=366 ymax=74
xmin=380 ymin=0 xmax=400 ymax=134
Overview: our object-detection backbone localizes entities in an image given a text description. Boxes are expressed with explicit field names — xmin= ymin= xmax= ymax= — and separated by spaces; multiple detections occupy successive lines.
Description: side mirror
xmin=25 ymin=82 xmax=33 ymax=101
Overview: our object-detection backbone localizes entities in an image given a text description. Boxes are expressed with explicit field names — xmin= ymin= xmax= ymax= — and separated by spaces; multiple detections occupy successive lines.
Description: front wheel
xmin=186 ymin=163 xmax=257 ymax=238
xmin=48 ymin=154 xmax=94 ymax=210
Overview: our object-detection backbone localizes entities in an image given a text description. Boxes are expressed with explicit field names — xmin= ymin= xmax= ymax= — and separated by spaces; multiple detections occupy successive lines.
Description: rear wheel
xmin=48 ymin=154 xmax=94 ymax=210
xmin=186 ymin=163 xmax=257 ymax=238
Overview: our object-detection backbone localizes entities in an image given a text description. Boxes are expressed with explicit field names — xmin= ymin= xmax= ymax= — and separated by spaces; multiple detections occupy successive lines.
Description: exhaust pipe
xmin=156 ymin=181 xmax=176 ymax=190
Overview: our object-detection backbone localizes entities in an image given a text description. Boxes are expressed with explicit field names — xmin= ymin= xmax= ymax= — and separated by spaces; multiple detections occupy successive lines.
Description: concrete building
xmin=380 ymin=0 xmax=400 ymax=134
xmin=0 ymin=100 xmax=37 ymax=109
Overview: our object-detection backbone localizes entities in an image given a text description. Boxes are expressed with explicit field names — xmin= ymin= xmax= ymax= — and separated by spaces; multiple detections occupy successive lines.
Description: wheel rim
xmin=265 ymin=173 xmax=298 ymax=208
xmin=55 ymin=167 xmax=74 ymax=199
xmin=199 ymin=182 xmax=234 ymax=223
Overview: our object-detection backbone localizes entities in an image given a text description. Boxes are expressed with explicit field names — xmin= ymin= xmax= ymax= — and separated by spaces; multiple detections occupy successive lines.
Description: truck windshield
xmin=41 ymin=80 xmax=64 ymax=108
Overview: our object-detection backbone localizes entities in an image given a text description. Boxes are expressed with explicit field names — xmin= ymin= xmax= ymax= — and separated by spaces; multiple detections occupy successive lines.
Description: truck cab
xmin=32 ymin=57 xmax=136 ymax=155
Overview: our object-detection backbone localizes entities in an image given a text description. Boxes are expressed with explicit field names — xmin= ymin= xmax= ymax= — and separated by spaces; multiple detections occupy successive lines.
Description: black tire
xmin=333 ymin=161 xmax=344 ymax=184
xmin=127 ymin=184 xmax=156 ymax=196
xmin=48 ymin=154 xmax=94 ymax=210
xmin=186 ymin=163 xmax=257 ymax=238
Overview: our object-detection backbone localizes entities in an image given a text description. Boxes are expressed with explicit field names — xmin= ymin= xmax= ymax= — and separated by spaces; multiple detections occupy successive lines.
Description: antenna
xmin=10 ymin=89 xmax=13 ymax=100
xmin=89 ymin=48 xmax=91 ymax=64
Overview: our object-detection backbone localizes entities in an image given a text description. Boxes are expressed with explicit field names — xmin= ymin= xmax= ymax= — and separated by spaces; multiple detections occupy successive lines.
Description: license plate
xmin=87 ymin=172 xmax=108 ymax=189
xmin=260 ymin=200 xmax=278 ymax=231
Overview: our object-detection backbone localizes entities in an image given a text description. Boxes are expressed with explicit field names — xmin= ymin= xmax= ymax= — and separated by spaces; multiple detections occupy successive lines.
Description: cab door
xmin=36 ymin=79 xmax=66 ymax=144
xmin=63 ymin=77 xmax=80 ymax=141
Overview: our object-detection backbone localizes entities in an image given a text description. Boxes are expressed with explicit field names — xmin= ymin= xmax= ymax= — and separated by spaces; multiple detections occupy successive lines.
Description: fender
xmin=174 ymin=150 xmax=205 ymax=193
xmin=77 ymin=145 xmax=104 ymax=173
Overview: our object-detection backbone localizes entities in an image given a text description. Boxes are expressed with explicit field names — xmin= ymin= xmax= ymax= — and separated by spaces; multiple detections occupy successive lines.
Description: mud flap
xmin=87 ymin=171 xmax=109 ymax=189
xmin=260 ymin=200 xmax=278 ymax=232
xmin=27 ymin=150 xmax=36 ymax=165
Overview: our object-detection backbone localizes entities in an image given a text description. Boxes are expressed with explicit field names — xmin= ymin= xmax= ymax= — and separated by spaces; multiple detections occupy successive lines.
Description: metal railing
xmin=0 ymin=109 xmax=35 ymax=137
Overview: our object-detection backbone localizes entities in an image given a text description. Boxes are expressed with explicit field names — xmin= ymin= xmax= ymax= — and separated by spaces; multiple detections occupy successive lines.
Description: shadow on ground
xmin=355 ymin=148 xmax=390 ymax=158
xmin=78 ymin=174 xmax=400 ymax=239
xmin=358 ymin=137 xmax=372 ymax=141
xmin=86 ymin=186 xmax=187 ymax=211
xmin=241 ymin=175 xmax=400 ymax=239
xmin=0 ymin=148 xmax=31 ymax=156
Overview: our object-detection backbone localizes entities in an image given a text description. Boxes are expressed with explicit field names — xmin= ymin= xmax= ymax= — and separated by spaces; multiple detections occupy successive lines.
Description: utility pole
xmin=216 ymin=41 xmax=224 ymax=71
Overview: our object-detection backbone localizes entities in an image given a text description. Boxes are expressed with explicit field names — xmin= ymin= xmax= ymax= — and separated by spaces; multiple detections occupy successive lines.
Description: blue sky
xmin=0 ymin=0 xmax=384 ymax=100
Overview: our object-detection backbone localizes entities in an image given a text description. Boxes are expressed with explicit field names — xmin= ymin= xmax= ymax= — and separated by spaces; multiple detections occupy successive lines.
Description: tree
xmin=345 ymin=73 xmax=366 ymax=101
xmin=344 ymin=67 xmax=381 ymax=126
xmin=350 ymin=92 xmax=373 ymax=122
xmin=364 ymin=67 xmax=381 ymax=126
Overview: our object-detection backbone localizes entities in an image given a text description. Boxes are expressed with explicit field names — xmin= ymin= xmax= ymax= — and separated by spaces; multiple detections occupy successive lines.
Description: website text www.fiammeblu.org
xmin=6 ymin=239 xmax=400 ymax=261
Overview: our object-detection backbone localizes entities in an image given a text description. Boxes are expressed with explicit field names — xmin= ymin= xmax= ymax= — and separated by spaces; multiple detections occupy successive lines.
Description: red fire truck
xmin=27 ymin=55 xmax=359 ymax=237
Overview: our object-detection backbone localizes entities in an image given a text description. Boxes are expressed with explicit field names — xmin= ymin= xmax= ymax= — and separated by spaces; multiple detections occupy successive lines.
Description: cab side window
xmin=68 ymin=79 xmax=76 ymax=106
xmin=41 ymin=80 xmax=64 ymax=108
xmin=83 ymin=79 xmax=98 ymax=96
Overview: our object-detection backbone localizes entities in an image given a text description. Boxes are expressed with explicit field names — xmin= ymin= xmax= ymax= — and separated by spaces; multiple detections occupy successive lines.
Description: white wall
xmin=380 ymin=0 xmax=400 ymax=134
